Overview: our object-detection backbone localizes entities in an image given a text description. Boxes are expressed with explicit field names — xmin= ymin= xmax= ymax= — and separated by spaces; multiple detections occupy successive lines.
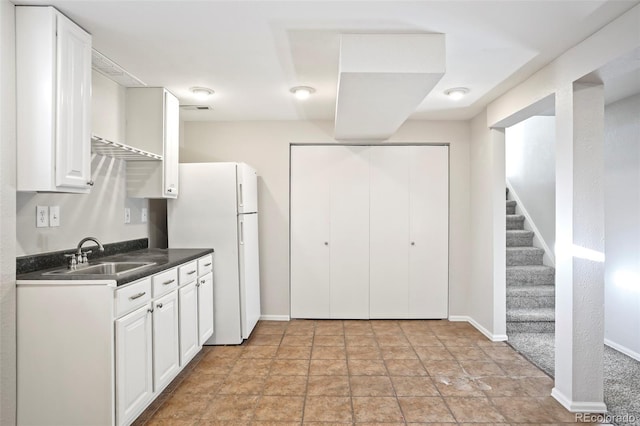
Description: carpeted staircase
xmin=506 ymin=194 xmax=556 ymax=334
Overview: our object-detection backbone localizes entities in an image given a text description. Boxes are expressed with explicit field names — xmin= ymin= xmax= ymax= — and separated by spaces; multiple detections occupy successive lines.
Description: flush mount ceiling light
xmin=444 ymin=87 xmax=469 ymax=100
xmin=290 ymin=86 xmax=315 ymax=100
xmin=190 ymin=87 xmax=215 ymax=99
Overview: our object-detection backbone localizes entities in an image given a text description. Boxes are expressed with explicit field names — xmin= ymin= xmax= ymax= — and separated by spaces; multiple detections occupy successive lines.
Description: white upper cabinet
xmin=126 ymin=88 xmax=180 ymax=198
xmin=16 ymin=6 xmax=92 ymax=193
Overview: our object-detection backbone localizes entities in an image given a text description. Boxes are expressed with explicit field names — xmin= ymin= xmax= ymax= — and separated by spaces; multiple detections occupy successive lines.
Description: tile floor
xmin=133 ymin=319 xmax=596 ymax=425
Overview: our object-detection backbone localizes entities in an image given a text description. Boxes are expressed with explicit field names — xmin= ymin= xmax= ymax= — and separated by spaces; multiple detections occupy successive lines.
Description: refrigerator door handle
xmin=239 ymin=220 xmax=244 ymax=245
xmin=238 ymin=183 xmax=244 ymax=207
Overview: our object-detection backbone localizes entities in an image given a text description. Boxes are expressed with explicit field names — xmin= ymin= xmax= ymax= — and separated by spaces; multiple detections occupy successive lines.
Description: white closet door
xmin=369 ymin=146 xmax=410 ymax=318
xmin=290 ymin=145 xmax=332 ymax=318
xmin=330 ymin=146 xmax=370 ymax=319
xmin=408 ymin=146 xmax=449 ymax=318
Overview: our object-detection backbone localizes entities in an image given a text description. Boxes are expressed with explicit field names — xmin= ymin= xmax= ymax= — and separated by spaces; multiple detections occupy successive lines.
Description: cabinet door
xmin=408 ymin=146 xmax=449 ymax=318
xmin=290 ymin=145 xmax=332 ymax=318
xmin=329 ymin=146 xmax=370 ymax=319
xmin=152 ymin=291 xmax=180 ymax=392
xmin=163 ymin=90 xmax=179 ymax=198
xmin=179 ymin=282 xmax=199 ymax=366
xmin=369 ymin=146 xmax=410 ymax=318
xmin=197 ymin=272 xmax=215 ymax=345
xmin=55 ymin=12 xmax=92 ymax=189
xmin=116 ymin=304 xmax=153 ymax=426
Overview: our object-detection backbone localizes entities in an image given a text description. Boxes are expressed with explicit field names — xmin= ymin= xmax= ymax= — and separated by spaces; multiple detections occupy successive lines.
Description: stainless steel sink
xmin=43 ymin=261 xmax=156 ymax=276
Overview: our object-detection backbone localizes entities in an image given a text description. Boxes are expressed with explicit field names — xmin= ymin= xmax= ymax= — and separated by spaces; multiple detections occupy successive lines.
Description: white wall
xmin=506 ymin=116 xmax=556 ymax=256
xmin=604 ymin=93 xmax=640 ymax=359
xmin=181 ymin=119 xmax=471 ymax=319
xmin=0 ymin=0 xmax=16 ymax=423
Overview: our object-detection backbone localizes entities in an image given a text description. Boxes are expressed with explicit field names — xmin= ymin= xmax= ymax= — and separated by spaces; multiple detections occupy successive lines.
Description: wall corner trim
xmin=259 ymin=315 xmax=290 ymax=322
xmin=551 ymin=388 xmax=608 ymax=413
xmin=448 ymin=315 xmax=508 ymax=342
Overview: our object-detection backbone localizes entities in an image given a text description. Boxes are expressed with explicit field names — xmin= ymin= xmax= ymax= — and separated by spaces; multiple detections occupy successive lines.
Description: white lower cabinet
xmin=116 ymin=304 xmax=153 ymax=426
xmin=17 ymin=253 xmax=215 ymax=426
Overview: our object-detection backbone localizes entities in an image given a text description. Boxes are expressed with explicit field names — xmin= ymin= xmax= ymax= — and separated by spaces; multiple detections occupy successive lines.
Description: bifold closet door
xmin=290 ymin=145 xmax=369 ymax=319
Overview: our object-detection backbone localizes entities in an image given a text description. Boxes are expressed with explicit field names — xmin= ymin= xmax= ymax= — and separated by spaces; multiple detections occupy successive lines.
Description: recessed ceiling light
xmin=290 ymin=86 xmax=315 ymax=100
xmin=190 ymin=87 xmax=215 ymax=99
xmin=444 ymin=87 xmax=469 ymax=100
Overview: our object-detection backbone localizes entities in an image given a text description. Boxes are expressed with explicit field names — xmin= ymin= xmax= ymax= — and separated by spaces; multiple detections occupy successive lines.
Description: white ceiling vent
xmin=180 ymin=105 xmax=214 ymax=111
xmin=334 ymin=34 xmax=445 ymax=141
xmin=91 ymin=49 xmax=146 ymax=87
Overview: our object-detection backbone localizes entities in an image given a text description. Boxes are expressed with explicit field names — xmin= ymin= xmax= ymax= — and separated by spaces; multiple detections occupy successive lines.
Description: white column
xmin=492 ymin=129 xmax=507 ymax=339
xmin=553 ymin=83 xmax=606 ymax=412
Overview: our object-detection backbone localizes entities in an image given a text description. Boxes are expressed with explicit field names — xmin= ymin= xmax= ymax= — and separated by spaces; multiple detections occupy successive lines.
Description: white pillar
xmin=491 ymin=129 xmax=507 ymax=339
xmin=553 ymin=83 xmax=606 ymax=413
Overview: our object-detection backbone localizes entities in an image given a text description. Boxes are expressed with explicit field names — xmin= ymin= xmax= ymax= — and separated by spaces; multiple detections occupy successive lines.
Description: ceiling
xmin=14 ymin=0 xmax=640 ymax=122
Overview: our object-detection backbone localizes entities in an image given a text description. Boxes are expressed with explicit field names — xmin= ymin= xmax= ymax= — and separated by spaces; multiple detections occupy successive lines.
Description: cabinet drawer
xmin=153 ymin=268 xmax=178 ymax=297
xmin=116 ymin=277 xmax=152 ymax=317
xmin=198 ymin=255 xmax=213 ymax=276
xmin=178 ymin=261 xmax=198 ymax=285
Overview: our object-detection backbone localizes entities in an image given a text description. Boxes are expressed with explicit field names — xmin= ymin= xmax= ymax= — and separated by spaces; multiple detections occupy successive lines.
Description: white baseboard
xmin=551 ymin=387 xmax=607 ymax=413
xmin=259 ymin=315 xmax=290 ymax=322
xmin=506 ymin=182 xmax=555 ymax=267
xmin=448 ymin=315 xmax=508 ymax=342
xmin=605 ymin=338 xmax=640 ymax=362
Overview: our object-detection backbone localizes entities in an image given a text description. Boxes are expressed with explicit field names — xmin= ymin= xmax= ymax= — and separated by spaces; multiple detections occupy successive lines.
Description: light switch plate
xmin=141 ymin=207 xmax=148 ymax=223
xmin=36 ymin=206 xmax=49 ymax=228
xmin=49 ymin=206 xmax=60 ymax=227
xmin=124 ymin=208 xmax=131 ymax=224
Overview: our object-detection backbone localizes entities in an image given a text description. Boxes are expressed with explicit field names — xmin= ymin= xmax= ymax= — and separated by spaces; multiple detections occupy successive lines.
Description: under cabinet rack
xmin=91 ymin=135 xmax=163 ymax=161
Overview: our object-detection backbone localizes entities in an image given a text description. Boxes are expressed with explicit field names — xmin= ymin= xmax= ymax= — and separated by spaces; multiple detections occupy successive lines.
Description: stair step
xmin=506 ymin=214 xmax=525 ymax=230
xmin=507 ymin=285 xmax=555 ymax=297
xmin=507 ymin=307 xmax=555 ymax=322
xmin=506 ymin=230 xmax=534 ymax=247
xmin=507 ymin=265 xmax=555 ymax=286
xmin=506 ymin=247 xmax=544 ymax=266
xmin=506 ymin=200 xmax=516 ymax=215
xmin=507 ymin=295 xmax=555 ymax=309
xmin=507 ymin=321 xmax=555 ymax=333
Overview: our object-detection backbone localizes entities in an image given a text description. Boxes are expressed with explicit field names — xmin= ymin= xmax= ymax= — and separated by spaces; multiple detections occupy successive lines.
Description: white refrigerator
xmin=167 ymin=162 xmax=261 ymax=345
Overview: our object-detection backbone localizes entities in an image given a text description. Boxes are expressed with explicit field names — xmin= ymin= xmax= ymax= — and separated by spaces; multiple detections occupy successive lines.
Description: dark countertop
xmin=17 ymin=248 xmax=214 ymax=287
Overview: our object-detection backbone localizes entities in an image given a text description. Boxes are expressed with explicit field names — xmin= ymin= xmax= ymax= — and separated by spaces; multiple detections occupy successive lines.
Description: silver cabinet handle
xmin=187 ymin=270 xmax=196 ymax=275
xmin=87 ymin=180 xmax=94 ymax=186
xmin=204 ymin=262 xmax=212 ymax=267
xmin=163 ymin=279 xmax=175 ymax=285
xmin=129 ymin=292 xmax=146 ymax=300
xmin=200 ymin=279 xmax=206 ymax=284
xmin=156 ymin=303 xmax=163 ymax=309
xmin=166 ymin=188 xmax=173 ymax=193
xmin=147 ymin=308 xmax=153 ymax=314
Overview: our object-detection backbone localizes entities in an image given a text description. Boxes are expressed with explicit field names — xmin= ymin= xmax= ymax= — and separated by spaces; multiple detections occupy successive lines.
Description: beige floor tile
xmin=343 ymin=321 xmax=373 ymax=335
xmin=424 ymin=360 xmax=467 ymax=377
xmin=172 ymin=373 xmax=225 ymax=396
xmin=352 ymin=397 xmax=404 ymax=423
xmin=276 ymin=346 xmax=312 ymax=359
xmin=445 ymin=396 xmax=507 ymax=422
xmin=483 ymin=347 xmax=526 ymax=362
xmin=475 ymin=376 xmax=523 ymax=397
xmin=195 ymin=356 xmax=236 ymax=374
xmin=246 ymin=334 xmax=283 ymax=346
xmin=281 ymin=334 xmax=314 ymax=347
xmin=391 ymin=376 xmax=439 ymax=397
xmin=458 ymin=359 xmax=505 ymax=376
xmin=350 ymin=375 xmax=395 ymax=396
xmin=398 ymin=396 xmax=456 ymax=423
xmin=491 ymin=396 xmax=556 ymax=423
xmin=405 ymin=333 xmax=444 ymax=347
xmin=496 ymin=359 xmax=548 ymax=377
xmin=229 ymin=358 xmax=272 ymax=376
xmin=309 ymin=359 xmax=349 ymax=375
xmin=270 ymin=359 xmax=310 ymax=375
xmin=385 ymin=359 xmax=428 ymax=376
xmin=438 ymin=336 xmax=476 ymax=347
xmin=314 ymin=324 xmax=345 ymax=336
xmin=345 ymin=335 xmax=378 ymax=347
xmin=434 ymin=375 xmax=485 ymax=397
xmin=348 ymin=359 xmax=388 ymax=375
xmin=307 ymin=375 xmax=350 ymax=396
xmin=218 ymin=375 xmax=266 ymax=395
xmin=520 ymin=376 xmax=555 ymax=397
xmin=381 ymin=346 xmax=418 ymax=360
xmin=200 ymin=395 xmax=258 ymax=421
xmin=376 ymin=334 xmax=411 ymax=347
xmin=449 ymin=346 xmax=489 ymax=361
xmin=204 ymin=345 xmax=244 ymax=359
xmin=145 ymin=419 xmax=198 ymax=426
xmin=303 ymin=396 xmax=353 ymax=422
xmin=253 ymin=323 xmax=287 ymax=336
xmin=253 ymin=396 xmax=305 ymax=422
xmin=262 ymin=374 xmax=308 ymax=396
xmin=311 ymin=346 xmax=347 ymax=359
xmin=346 ymin=346 xmax=381 ymax=359
xmin=414 ymin=346 xmax=453 ymax=361
xmin=240 ymin=345 xmax=278 ymax=359
xmin=313 ymin=335 xmax=345 ymax=346
xmin=151 ymin=394 xmax=210 ymax=420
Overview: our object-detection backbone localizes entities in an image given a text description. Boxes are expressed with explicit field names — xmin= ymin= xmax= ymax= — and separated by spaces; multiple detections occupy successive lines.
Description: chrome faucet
xmin=66 ymin=237 xmax=105 ymax=268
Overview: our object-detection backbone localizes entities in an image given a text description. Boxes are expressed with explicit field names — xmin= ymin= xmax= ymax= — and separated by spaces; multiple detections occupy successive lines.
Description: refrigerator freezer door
xmin=238 ymin=213 xmax=261 ymax=339
xmin=237 ymin=163 xmax=258 ymax=214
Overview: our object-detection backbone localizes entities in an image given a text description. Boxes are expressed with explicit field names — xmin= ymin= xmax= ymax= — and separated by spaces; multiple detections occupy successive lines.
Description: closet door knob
xmin=324 ymin=242 xmax=329 ymax=246
xmin=411 ymin=242 xmax=415 ymax=246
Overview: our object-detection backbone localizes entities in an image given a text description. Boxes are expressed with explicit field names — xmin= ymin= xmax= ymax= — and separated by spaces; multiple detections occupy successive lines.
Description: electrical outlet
xmin=36 ymin=206 xmax=49 ymax=228
xmin=49 ymin=206 xmax=60 ymax=227
xmin=124 ymin=208 xmax=131 ymax=224
xmin=141 ymin=207 xmax=148 ymax=223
